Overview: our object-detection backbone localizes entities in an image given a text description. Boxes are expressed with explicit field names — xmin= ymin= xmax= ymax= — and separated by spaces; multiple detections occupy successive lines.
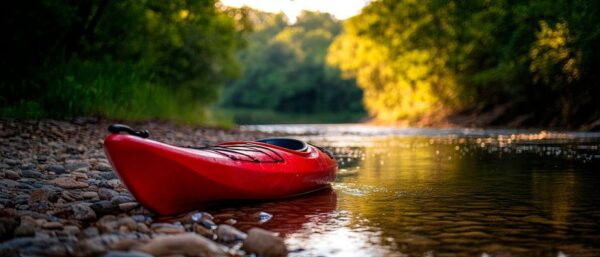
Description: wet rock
xmin=138 ymin=233 xmax=226 ymax=257
xmin=14 ymin=224 xmax=35 ymax=237
xmin=102 ymin=250 xmax=153 ymax=257
xmin=49 ymin=177 xmax=89 ymax=189
xmin=242 ymin=228 xmax=287 ymax=257
xmin=151 ymin=223 xmax=185 ymax=234
xmin=72 ymin=203 xmax=97 ymax=221
xmin=194 ymin=224 xmax=215 ymax=239
xmin=216 ymin=224 xmax=246 ymax=242
xmin=200 ymin=218 xmax=217 ymax=230
xmin=252 ymin=211 xmax=273 ymax=223
xmin=47 ymin=164 xmax=66 ymax=174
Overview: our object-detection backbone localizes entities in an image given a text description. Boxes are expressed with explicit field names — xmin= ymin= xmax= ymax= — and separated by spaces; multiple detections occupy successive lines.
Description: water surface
xmin=227 ymin=124 xmax=600 ymax=256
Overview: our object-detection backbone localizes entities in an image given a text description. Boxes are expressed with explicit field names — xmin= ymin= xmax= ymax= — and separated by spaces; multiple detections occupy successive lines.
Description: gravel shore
xmin=0 ymin=119 xmax=288 ymax=257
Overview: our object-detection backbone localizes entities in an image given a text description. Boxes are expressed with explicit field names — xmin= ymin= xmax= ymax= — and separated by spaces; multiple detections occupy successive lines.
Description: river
xmin=227 ymin=124 xmax=600 ymax=256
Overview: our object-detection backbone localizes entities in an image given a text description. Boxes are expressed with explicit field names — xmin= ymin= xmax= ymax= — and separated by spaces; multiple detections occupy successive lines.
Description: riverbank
xmin=0 ymin=119 xmax=288 ymax=257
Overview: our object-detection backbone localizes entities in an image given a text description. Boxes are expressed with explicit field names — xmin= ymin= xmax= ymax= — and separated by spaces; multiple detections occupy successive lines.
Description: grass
xmin=1 ymin=58 xmax=229 ymax=126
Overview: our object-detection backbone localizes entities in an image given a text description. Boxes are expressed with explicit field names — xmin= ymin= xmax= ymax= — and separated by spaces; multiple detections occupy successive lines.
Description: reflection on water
xmin=231 ymin=125 xmax=600 ymax=256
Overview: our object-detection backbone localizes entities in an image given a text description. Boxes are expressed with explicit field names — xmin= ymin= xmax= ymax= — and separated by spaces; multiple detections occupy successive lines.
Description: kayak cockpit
xmin=256 ymin=138 xmax=308 ymax=152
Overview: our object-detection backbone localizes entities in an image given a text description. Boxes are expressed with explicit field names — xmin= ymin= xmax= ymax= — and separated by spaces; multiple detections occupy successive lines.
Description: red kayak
xmin=103 ymin=124 xmax=337 ymax=215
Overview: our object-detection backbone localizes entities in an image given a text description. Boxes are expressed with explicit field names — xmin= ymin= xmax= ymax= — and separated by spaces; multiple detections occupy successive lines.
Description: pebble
xmin=242 ymin=228 xmax=287 ymax=257
xmin=102 ymin=250 xmax=153 ymax=257
xmin=111 ymin=195 xmax=135 ymax=205
xmin=65 ymin=162 xmax=90 ymax=172
xmin=49 ymin=177 xmax=89 ymax=189
xmin=83 ymin=191 xmax=99 ymax=199
xmin=138 ymin=233 xmax=226 ymax=257
xmin=21 ymin=169 xmax=42 ymax=178
xmin=96 ymin=163 xmax=113 ymax=172
xmin=119 ymin=202 xmax=138 ymax=212
xmin=4 ymin=170 xmax=21 ymax=179
xmin=42 ymin=221 xmax=64 ymax=230
xmin=30 ymin=188 xmax=52 ymax=202
xmin=98 ymin=188 xmax=119 ymax=200
xmin=151 ymin=223 xmax=185 ymax=234
xmin=72 ymin=203 xmax=97 ymax=221
xmin=47 ymin=164 xmax=66 ymax=174
xmin=216 ymin=224 xmax=247 ymax=242
xmin=14 ymin=224 xmax=35 ymax=237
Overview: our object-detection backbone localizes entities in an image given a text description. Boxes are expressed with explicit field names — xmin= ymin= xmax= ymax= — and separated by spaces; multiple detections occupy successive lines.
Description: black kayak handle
xmin=108 ymin=124 xmax=150 ymax=138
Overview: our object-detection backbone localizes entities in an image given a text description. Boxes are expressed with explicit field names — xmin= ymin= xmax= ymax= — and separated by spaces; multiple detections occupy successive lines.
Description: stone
xmin=97 ymin=215 xmax=119 ymax=233
xmin=242 ymin=228 xmax=287 ymax=257
xmin=49 ymin=177 xmax=89 ymax=189
xmin=82 ymin=191 xmax=99 ymax=199
xmin=138 ymin=233 xmax=226 ymax=257
xmin=65 ymin=162 xmax=90 ymax=172
xmin=4 ymin=159 xmax=19 ymax=166
xmin=21 ymin=169 xmax=42 ymax=178
xmin=119 ymin=202 xmax=138 ymax=212
xmin=63 ymin=225 xmax=81 ymax=235
xmin=216 ymin=224 xmax=246 ymax=242
xmin=117 ymin=217 xmax=137 ymax=231
xmin=4 ymin=170 xmax=21 ymax=179
xmin=252 ymin=211 xmax=273 ymax=223
xmin=91 ymin=200 xmax=117 ymax=216
xmin=194 ymin=224 xmax=215 ymax=239
xmin=30 ymin=188 xmax=52 ymax=202
xmin=14 ymin=224 xmax=35 ymax=237
xmin=96 ymin=163 xmax=113 ymax=172
xmin=98 ymin=188 xmax=119 ymax=200
xmin=151 ymin=223 xmax=185 ymax=234
xmin=42 ymin=221 xmax=64 ymax=230
xmin=102 ymin=250 xmax=153 ymax=257
xmin=72 ymin=203 xmax=97 ymax=221
xmin=200 ymin=218 xmax=217 ymax=230
xmin=0 ymin=237 xmax=66 ymax=257
xmin=99 ymin=171 xmax=117 ymax=180
xmin=47 ymin=164 xmax=66 ymax=174
xmin=111 ymin=195 xmax=135 ymax=205
xmin=74 ymin=235 xmax=121 ymax=257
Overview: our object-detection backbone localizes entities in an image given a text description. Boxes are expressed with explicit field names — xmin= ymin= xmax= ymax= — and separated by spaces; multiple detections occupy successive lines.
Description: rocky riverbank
xmin=0 ymin=119 xmax=288 ymax=257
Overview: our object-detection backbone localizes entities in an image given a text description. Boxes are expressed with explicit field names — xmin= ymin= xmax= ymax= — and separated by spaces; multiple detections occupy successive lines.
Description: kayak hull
xmin=103 ymin=134 xmax=337 ymax=215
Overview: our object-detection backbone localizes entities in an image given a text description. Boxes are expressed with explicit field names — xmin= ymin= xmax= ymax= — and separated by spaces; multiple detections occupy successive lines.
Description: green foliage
xmin=329 ymin=0 xmax=600 ymax=128
xmin=219 ymin=9 xmax=365 ymax=117
xmin=1 ymin=0 xmax=242 ymax=124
